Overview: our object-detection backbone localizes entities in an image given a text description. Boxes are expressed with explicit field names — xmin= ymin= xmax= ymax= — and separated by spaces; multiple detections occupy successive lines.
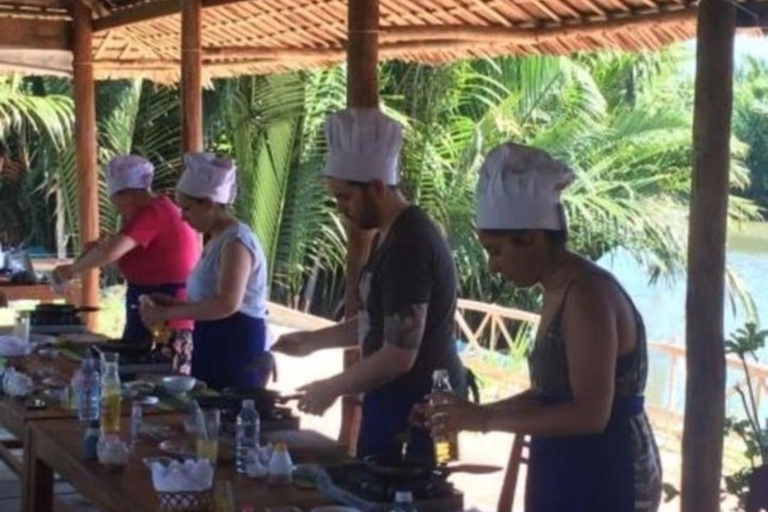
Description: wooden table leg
xmin=22 ymin=428 xmax=53 ymax=512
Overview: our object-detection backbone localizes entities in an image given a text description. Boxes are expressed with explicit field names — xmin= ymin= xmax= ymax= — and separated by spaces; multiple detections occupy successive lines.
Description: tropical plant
xmin=209 ymin=69 xmax=349 ymax=312
xmin=724 ymin=322 xmax=768 ymax=508
xmin=0 ymin=75 xmax=74 ymax=248
xmin=734 ymin=55 xmax=768 ymax=212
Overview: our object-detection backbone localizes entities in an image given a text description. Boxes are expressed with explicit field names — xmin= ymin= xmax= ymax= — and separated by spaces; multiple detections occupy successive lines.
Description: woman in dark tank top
xmin=417 ymin=143 xmax=662 ymax=512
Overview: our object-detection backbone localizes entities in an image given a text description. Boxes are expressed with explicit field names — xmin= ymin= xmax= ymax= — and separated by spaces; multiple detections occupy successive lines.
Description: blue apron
xmin=357 ymin=374 xmax=435 ymax=465
xmin=124 ymin=283 xmax=186 ymax=343
xmin=191 ymin=312 xmax=267 ymax=391
xmin=525 ymin=396 xmax=644 ymax=512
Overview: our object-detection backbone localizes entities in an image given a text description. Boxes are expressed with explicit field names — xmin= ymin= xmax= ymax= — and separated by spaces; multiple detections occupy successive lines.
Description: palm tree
xmin=0 ymin=75 xmax=73 ymax=249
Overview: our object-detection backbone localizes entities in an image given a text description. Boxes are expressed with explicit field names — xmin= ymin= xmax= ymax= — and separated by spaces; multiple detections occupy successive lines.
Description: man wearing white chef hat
xmin=419 ymin=143 xmax=662 ymax=511
xmin=272 ymin=108 xmax=468 ymax=464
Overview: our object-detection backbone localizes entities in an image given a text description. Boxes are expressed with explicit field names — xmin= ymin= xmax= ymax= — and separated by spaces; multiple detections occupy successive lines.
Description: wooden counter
xmin=26 ymin=415 xmax=340 ymax=512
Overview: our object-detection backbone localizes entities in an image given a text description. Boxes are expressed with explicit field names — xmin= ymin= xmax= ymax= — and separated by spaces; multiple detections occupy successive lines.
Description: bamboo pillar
xmin=682 ymin=1 xmax=735 ymax=511
xmin=181 ymin=0 xmax=203 ymax=153
xmin=339 ymin=0 xmax=380 ymax=453
xmin=72 ymin=2 xmax=99 ymax=328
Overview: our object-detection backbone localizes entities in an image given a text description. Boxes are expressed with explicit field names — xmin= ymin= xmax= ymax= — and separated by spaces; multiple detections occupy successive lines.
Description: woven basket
xmin=156 ymin=490 xmax=212 ymax=512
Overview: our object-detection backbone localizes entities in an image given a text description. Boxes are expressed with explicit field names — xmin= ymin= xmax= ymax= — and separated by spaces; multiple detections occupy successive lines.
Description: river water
xmin=598 ymin=236 xmax=768 ymax=419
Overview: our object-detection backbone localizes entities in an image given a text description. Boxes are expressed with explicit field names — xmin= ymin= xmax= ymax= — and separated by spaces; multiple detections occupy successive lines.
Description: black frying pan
xmin=362 ymin=453 xmax=501 ymax=480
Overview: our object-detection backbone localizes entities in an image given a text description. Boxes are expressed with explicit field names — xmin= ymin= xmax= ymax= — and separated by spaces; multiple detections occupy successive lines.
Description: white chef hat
xmin=475 ymin=143 xmax=574 ymax=231
xmin=106 ymin=155 xmax=154 ymax=197
xmin=323 ymin=108 xmax=402 ymax=186
xmin=177 ymin=152 xmax=237 ymax=204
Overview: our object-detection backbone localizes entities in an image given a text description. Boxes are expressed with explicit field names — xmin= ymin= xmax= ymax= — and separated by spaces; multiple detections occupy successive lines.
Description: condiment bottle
xmin=268 ymin=443 xmax=293 ymax=486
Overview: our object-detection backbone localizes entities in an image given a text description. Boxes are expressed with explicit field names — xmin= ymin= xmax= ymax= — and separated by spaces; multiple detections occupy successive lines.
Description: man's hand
xmin=271 ymin=331 xmax=316 ymax=357
xmin=296 ymin=379 xmax=340 ymax=416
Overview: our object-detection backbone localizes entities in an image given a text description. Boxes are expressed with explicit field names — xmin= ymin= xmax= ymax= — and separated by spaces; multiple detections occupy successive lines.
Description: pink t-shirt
xmin=118 ymin=196 xmax=200 ymax=330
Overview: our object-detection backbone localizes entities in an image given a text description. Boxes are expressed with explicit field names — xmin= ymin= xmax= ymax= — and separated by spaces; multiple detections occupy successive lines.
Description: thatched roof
xmin=0 ymin=0 xmax=763 ymax=83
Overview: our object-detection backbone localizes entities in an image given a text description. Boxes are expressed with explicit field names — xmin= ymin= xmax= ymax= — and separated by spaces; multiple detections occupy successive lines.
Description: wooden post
xmin=72 ymin=1 xmax=99 ymax=328
xmin=682 ymin=1 xmax=735 ymax=511
xmin=181 ymin=0 xmax=203 ymax=153
xmin=343 ymin=0 xmax=379 ymax=320
xmin=339 ymin=0 xmax=379 ymax=453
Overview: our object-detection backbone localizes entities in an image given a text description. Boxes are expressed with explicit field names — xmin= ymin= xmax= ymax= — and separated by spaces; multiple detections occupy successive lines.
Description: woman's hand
xmin=426 ymin=392 xmax=491 ymax=436
xmin=409 ymin=401 xmax=431 ymax=429
xmin=140 ymin=300 xmax=169 ymax=328
xmin=272 ymin=331 xmax=316 ymax=357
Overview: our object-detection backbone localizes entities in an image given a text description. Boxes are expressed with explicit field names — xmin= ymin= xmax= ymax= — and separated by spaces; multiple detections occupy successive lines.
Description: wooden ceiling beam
xmin=92 ymin=0 xmax=247 ymax=32
xmin=0 ymin=0 xmax=68 ymax=9
xmin=0 ymin=17 xmax=70 ymax=50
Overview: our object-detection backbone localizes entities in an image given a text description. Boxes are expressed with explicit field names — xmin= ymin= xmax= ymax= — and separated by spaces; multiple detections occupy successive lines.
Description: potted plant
xmin=724 ymin=322 xmax=768 ymax=511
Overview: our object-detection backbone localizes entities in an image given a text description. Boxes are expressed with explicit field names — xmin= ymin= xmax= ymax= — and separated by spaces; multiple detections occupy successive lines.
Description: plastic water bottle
xmin=235 ymin=399 xmax=260 ymax=474
xmin=392 ymin=491 xmax=417 ymax=512
xmin=72 ymin=356 xmax=100 ymax=422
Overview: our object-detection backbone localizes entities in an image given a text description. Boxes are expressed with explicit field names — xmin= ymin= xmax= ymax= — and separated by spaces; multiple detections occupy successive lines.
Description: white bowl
xmin=159 ymin=376 xmax=197 ymax=395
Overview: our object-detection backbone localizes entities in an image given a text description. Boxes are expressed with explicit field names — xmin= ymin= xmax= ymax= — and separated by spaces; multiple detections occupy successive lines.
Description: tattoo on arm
xmin=384 ymin=303 xmax=428 ymax=350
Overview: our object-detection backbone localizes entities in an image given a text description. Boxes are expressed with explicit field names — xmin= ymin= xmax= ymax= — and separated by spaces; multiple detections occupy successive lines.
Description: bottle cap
xmin=243 ymin=399 xmax=255 ymax=410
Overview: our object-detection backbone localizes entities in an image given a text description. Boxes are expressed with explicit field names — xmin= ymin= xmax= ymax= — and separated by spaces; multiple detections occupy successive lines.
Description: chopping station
xmin=0 ymin=324 xmax=471 ymax=512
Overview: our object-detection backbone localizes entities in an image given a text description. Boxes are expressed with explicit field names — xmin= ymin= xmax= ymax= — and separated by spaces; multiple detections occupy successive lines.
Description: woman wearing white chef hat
xmin=53 ymin=155 xmax=200 ymax=374
xmin=140 ymin=153 xmax=272 ymax=391
xmin=419 ymin=143 xmax=662 ymax=512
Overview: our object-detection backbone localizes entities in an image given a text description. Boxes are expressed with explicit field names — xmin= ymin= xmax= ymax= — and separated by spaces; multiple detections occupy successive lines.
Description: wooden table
xmin=0 ymin=350 xmax=179 ymax=510
xmin=26 ymin=415 xmax=341 ymax=512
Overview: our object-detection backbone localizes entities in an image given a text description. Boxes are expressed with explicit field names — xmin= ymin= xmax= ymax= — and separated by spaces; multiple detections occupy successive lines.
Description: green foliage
xmin=734 ymin=56 xmax=768 ymax=212
xmin=1 ymin=48 xmax=763 ymax=323
xmin=723 ymin=322 xmax=768 ymax=508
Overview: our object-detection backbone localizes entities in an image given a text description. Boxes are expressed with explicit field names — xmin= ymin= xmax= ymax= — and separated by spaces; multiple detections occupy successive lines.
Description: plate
xmin=158 ymin=439 xmax=195 ymax=458
xmin=137 ymin=395 xmax=159 ymax=406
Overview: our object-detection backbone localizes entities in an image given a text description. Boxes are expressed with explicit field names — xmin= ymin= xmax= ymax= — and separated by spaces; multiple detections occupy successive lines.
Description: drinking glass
xmin=14 ymin=312 xmax=29 ymax=343
xmin=195 ymin=408 xmax=220 ymax=465
xmin=213 ymin=480 xmax=235 ymax=512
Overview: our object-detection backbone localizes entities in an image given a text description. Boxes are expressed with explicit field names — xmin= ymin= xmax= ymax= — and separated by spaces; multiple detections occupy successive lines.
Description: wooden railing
xmin=269 ymin=299 xmax=768 ymax=428
xmin=452 ymin=300 xmax=768 ymax=426
xmin=455 ymin=299 xmax=539 ymax=353
xmin=648 ymin=341 xmax=768 ymax=422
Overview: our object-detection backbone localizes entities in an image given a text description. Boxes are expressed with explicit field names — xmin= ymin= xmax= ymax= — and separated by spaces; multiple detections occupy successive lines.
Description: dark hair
xmin=0 ymin=142 xmax=6 ymax=158
xmin=343 ymin=179 xmax=399 ymax=191
xmin=483 ymin=229 xmax=568 ymax=248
